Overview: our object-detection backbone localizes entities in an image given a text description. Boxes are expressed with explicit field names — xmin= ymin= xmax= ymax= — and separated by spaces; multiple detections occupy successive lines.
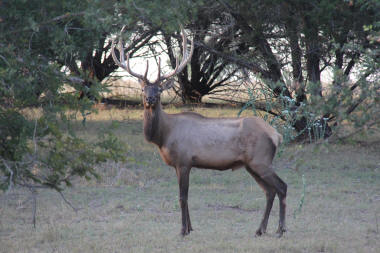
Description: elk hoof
xmin=181 ymin=228 xmax=190 ymax=237
xmin=255 ymin=228 xmax=265 ymax=237
xmin=276 ymin=227 xmax=286 ymax=238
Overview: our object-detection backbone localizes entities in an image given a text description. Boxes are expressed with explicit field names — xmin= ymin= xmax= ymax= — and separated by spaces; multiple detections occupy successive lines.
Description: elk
xmin=111 ymin=27 xmax=287 ymax=237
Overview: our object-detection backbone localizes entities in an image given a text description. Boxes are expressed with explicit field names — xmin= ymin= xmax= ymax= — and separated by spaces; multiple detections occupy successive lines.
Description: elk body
xmin=112 ymin=28 xmax=287 ymax=237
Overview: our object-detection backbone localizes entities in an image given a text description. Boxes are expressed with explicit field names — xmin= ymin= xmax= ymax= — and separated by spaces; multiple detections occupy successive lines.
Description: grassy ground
xmin=1 ymin=107 xmax=380 ymax=253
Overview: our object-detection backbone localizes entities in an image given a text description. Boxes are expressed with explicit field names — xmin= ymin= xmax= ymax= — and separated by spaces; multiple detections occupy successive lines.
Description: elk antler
xmin=111 ymin=26 xmax=149 ymax=81
xmin=111 ymin=26 xmax=193 ymax=84
xmin=155 ymin=27 xmax=194 ymax=83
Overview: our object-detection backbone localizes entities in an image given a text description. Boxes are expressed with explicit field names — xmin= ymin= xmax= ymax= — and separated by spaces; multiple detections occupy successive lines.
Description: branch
xmin=209 ymin=68 xmax=238 ymax=90
xmin=208 ymin=96 xmax=282 ymax=118
xmin=132 ymin=1 xmax=154 ymax=26
xmin=48 ymin=11 xmax=86 ymax=23
xmin=196 ymin=40 xmax=269 ymax=77
xmin=6 ymin=11 xmax=87 ymax=35
xmin=1 ymin=159 xmax=13 ymax=194
xmin=334 ymin=119 xmax=380 ymax=141
xmin=218 ymin=0 xmax=283 ymax=83
xmin=65 ymin=76 xmax=84 ymax=84
xmin=344 ymin=52 xmax=360 ymax=76
xmin=350 ymin=71 xmax=371 ymax=91
xmin=206 ymin=62 xmax=227 ymax=87
xmin=346 ymin=96 xmax=366 ymax=115
xmin=58 ymin=191 xmax=81 ymax=212
xmin=328 ymin=71 xmax=374 ymax=121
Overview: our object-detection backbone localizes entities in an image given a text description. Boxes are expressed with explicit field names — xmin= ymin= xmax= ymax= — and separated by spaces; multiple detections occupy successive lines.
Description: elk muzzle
xmin=145 ymin=96 xmax=157 ymax=107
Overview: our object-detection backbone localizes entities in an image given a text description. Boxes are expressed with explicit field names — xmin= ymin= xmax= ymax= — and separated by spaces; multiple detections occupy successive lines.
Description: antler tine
xmin=111 ymin=26 xmax=148 ymax=81
xmin=143 ymin=60 xmax=149 ymax=80
xmin=181 ymin=26 xmax=188 ymax=59
xmin=159 ymin=27 xmax=194 ymax=82
xmin=118 ymin=39 xmax=126 ymax=66
xmin=157 ymin=57 xmax=161 ymax=81
xmin=176 ymin=26 xmax=194 ymax=73
xmin=111 ymin=38 xmax=125 ymax=70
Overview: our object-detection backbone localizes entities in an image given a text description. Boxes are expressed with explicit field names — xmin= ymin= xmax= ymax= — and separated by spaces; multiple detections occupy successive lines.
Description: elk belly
xmin=191 ymin=155 xmax=244 ymax=171
xmin=189 ymin=144 xmax=244 ymax=170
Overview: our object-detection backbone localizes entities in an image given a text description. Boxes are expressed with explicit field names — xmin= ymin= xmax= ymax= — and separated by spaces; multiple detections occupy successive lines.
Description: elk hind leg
xmin=274 ymin=174 xmax=287 ymax=237
xmin=249 ymin=164 xmax=287 ymax=237
xmin=246 ymin=167 xmax=276 ymax=236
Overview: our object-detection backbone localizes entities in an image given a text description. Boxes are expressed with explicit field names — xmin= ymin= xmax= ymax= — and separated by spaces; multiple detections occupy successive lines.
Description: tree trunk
xmin=304 ymin=16 xmax=322 ymax=96
xmin=285 ymin=12 xmax=306 ymax=106
xmin=181 ymin=87 xmax=203 ymax=103
xmin=178 ymin=74 xmax=207 ymax=103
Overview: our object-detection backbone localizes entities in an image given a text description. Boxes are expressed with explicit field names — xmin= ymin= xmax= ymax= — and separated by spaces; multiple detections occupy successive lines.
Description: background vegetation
xmin=1 ymin=0 xmax=379 ymax=190
xmin=0 ymin=0 xmax=379 ymax=251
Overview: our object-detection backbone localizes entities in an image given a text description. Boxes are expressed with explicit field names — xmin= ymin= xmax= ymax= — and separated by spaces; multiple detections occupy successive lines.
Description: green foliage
xmin=0 ymin=110 xmax=31 ymax=162
xmin=240 ymin=71 xmax=379 ymax=144
xmin=235 ymin=0 xmax=380 ymax=142
xmin=0 ymin=1 xmax=127 ymax=192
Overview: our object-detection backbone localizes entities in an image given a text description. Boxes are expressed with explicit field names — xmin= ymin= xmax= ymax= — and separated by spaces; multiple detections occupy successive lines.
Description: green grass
xmin=1 ymin=108 xmax=380 ymax=253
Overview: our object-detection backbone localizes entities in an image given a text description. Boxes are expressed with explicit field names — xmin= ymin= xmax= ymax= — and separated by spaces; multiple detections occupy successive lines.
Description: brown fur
xmin=144 ymin=102 xmax=287 ymax=237
xmin=145 ymin=105 xmax=281 ymax=169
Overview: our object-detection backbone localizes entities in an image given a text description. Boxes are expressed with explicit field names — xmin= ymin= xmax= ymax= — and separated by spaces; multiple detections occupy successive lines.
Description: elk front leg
xmin=176 ymin=167 xmax=192 ymax=236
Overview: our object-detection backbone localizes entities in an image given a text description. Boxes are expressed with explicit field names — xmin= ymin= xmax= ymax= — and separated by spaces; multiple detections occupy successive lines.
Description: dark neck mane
xmin=143 ymin=104 xmax=166 ymax=147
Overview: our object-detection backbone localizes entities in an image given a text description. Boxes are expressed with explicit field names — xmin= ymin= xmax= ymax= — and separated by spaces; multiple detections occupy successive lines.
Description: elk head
xmin=111 ymin=27 xmax=194 ymax=108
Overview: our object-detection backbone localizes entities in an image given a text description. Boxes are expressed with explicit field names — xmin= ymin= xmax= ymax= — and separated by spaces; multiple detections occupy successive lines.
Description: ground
xmin=1 ymin=107 xmax=379 ymax=253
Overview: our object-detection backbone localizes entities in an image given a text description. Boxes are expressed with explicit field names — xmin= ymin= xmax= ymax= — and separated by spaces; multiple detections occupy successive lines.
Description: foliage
xmin=162 ymin=3 xmax=241 ymax=103
xmin=229 ymin=0 xmax=380 ymax=140
xmin=0 ymin=0 xmax=127 ymax=192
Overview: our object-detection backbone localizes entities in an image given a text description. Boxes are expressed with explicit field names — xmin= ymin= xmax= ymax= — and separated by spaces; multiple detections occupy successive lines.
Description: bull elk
xmin=111 ymin=27 xmax=287 ymax=237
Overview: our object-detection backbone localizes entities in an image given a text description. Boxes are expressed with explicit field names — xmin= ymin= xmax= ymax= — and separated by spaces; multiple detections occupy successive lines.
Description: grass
xmin=1 ymin=107 xmax=380 ymax=253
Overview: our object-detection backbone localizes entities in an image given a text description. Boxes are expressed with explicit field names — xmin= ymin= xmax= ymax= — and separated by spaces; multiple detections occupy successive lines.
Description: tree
xmin=215 ymin=0 xmax=379 ymax=140
xmin=162 ymin=4 xmax=239 ymax=103
xmin=0 ymin=0 xmax=127 ymax=193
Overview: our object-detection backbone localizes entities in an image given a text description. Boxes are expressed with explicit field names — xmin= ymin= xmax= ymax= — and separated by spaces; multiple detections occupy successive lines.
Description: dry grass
xmin=1 ymin=108 xmax=380 ymax=253
xmin=103 ymin=78 xmax=251 ymax=104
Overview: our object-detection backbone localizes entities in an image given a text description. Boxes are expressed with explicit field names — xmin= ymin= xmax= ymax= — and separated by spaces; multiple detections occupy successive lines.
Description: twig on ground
xmin=1 ymin=159 xmax=13 ymax=194
xmin=58 ymin=191 xmax=81 ymax=212
xmin=293 ymin=174 xmax=306 ymax=219
xmin=28 ymin=187 xmax=38 ymax=229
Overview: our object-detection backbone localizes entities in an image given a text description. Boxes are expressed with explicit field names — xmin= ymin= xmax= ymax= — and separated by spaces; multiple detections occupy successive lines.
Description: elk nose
xmin=146 ymin=97 xmax=156 ymax=105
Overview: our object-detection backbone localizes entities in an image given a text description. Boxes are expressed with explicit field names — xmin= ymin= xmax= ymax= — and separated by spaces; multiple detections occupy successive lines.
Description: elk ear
xmin=160 ymin=79 xmax=174 ymax=91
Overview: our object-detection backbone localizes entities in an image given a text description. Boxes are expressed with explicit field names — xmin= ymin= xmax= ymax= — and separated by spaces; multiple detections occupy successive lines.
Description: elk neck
xmin=143 ymin=103 xmax=168 ymax=147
